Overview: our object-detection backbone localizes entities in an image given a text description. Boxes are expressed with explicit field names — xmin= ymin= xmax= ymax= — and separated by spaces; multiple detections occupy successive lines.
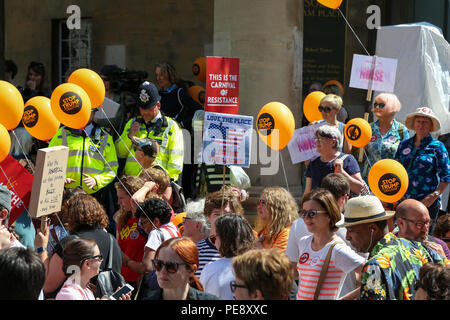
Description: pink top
xmin=55 ymin=279 xmax=95 ymax=300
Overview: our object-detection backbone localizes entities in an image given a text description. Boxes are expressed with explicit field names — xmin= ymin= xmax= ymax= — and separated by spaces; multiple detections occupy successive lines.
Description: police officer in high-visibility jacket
xmin=49 ymin=108 xmax=118 ymax=195
xmin=116 ymin=81 xmax=184 ymax=182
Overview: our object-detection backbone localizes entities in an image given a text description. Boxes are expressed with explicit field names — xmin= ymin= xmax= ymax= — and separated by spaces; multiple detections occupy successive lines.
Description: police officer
xmin=49 ymin=108 xmax=119 ymax=195
xmin=116 ymin=82 xmax=184 ymax=182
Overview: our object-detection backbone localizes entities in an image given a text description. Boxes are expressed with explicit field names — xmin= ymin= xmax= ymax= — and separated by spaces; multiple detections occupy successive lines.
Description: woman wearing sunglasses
xmin=361 ymin=93 xmax=409 ymax=182
xmin=295 ymin=189 xmax=365 ymax=300
xmin=142 ymin=237 xmax=219 ymax=300
xmin=56 ymin=238 xmax=129 ymax=300
xmin=315 ymin=94 xmax=352 ymax=154
xmin=255 ymin=187 xmax=299 ymax=251
xmin=304 ymin=125 xmax=365 ymax=195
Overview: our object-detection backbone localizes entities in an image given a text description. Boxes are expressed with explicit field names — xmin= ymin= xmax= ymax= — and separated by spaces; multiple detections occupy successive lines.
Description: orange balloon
xmin=22 ymin=96 xmax=60 ymax=141
xmin=323 ymin=80 xmax=345 ymax=96
xmin=188 ymin=85 xmax=206 ymax=106
xmin=257 ymin=102 xmax=295 ymax=151
xmin=0 ymin=123 xmax=11 ymax=163
xmin=344 ymin=118 xmax=372 ymax=148
xmin=368 ymin=159 xmax=409 ymax=203
xmin=50 ymin=83 xmax=91 ymax=130
xmin=303 ymin=91 xmax=325 ymax=123
xmin=317 ymin=0 xmax=343 ymax=9
xmin=172 ymin=212 xmax=186 ymax=235
xmin=68 ymin=69 xmax=105 ymax=108
xmin=192 ymin=57 xmax=206 ymax=83
xmin=0 ymin=80 xmax=25 ymax=131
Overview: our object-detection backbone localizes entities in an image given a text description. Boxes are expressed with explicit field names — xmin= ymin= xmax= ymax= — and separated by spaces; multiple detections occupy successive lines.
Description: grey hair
xmin=315 ymin=125 xmax=343 ymax=150
xmin=185 ymin=198 xmax=211 ymax=238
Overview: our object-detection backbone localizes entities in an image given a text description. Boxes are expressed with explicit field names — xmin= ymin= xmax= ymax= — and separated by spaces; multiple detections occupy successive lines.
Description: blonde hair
xmin=320 ymin=94 xmax=343 ymax=110
xmin=374 ymin=93 xmax=402 ymax=113
xmin=256 ymin=187 xmax=299 ymax=245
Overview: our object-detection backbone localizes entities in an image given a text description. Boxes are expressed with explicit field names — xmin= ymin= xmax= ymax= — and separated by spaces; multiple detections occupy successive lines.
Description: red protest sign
xmin=205 ymin=57 xmax=240 ymax=114
xmin=0 ymin=155 xmax=34 ymax=226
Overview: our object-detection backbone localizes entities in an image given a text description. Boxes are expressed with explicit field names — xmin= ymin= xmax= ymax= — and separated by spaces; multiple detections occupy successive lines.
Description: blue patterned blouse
xmin=362 ymin=120 xmax=410 ymax=182
xmin=394 ymin=134 xmax=450 ymax=202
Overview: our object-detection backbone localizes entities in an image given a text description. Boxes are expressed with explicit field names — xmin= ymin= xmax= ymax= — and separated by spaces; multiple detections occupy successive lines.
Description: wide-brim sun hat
xmin=404 ymin=107 xmax=440 ymax=132
xmin=336 ymin=195 xmax=395 ymax=228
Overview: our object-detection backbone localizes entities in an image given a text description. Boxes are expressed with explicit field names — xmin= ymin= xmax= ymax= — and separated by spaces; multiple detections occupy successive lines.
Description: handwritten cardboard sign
xmin=349 ymin=54 xmax=398 ymax=93
xmin=28 ymin=146 xmax=69 ymax=219
xmin=287 ymin=122 xmax=326 ymax=164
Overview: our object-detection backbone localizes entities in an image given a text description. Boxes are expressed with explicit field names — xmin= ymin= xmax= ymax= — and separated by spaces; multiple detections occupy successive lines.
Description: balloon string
xmin=0 ymin=164 xmax=32 ymax=220
xmin=82 ymin=129 xmax=158 ymax=231
xmin=11 ymin=130 xmax=35 ymax=175
xmin=280 ymin=151 xmax=290 ymax=193
xmin=363 ymin=149 xmax=373 ymax=168
xmin=338 ymin=8 xmax=371 ymax=56
xmin=96 ymin=107 xmax=153 ymax=182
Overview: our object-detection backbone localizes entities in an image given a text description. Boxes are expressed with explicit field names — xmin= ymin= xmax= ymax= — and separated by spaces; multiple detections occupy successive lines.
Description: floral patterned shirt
xmin=361 ymin=120 xmax=409 ymax=182
xmin=360 ymin=232 xmax=449 ymax=300
xmin=394 ymin=134 xmax=450 ymax=202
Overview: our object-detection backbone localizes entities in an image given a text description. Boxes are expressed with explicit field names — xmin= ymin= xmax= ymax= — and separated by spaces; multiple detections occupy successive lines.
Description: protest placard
xmin=28 ymin=146 xmax=69 ymax=219
xmin=205 ymin=57 xmax=240 ymax=114
xmin=0 ymin=155 xmax=34 ymax=226
xmin=202 ymin=112 xmax=253 ymax=168
xmin=349 ymin=54 xmax=398 ymax=93
xmin=287 ymin=122 xmax=326 ymax=164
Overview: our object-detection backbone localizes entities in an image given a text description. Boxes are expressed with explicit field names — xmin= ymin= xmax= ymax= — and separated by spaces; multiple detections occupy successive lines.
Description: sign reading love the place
xmin=205 ymin=57 xmax=240 ymax=114
xmin=349 ymin=54 xmax=398 ymax=93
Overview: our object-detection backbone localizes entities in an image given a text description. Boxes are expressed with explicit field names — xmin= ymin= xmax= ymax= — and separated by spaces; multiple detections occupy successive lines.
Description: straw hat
xmin=404 ymin=107 xmax=441 ymax=132
xmin=336 ymin=195 xmax=395 ymax=228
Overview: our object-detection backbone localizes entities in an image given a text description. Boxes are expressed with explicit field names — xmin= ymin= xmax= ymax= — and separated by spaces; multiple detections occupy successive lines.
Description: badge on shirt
xmin=402 ymin=147 xmax=411 ymax=155
xmin=370 ymin=135 xmax=377 ymax=143
xmin=89 ymin=145 xmax=98 ymax=153
xmin=299 ymin=253 xmax=309 ymax=264
xmin=130 ymin=229 xmax=139 ymax=240
xmin=388 ymin=135 xmax=397 ymax=143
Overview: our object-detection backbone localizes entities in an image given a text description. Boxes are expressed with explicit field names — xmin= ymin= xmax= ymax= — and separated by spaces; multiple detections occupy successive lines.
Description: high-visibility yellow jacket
xmin=49 ymin=125 xmax=118 ymax=194
xmin=116 ymin=114 xmax=184 ymax=181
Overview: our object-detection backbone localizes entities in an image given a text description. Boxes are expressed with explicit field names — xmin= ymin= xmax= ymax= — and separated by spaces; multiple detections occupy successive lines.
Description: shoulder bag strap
xmin=106 ymin=233 xmax=114 ymax=271
xmin=313 ymin=241 xmax=342 ymax=300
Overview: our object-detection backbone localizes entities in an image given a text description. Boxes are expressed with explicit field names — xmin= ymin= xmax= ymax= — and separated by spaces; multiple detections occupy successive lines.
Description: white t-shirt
xmin=145 ymin=222 xmax=180 ymax=251
xmin=200 ymin=257 xmax=234 ymax=300
xmin=296 ymin=235 xmax=365 ymax=300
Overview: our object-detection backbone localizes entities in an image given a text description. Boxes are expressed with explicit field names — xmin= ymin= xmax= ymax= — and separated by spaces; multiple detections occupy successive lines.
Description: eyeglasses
xmin=152 ymin=259 xmax=189 ymax=274
xmin=400 ymin=217 xmax=431 ymax=229
xmin=299 ymin=209 xmax=327 ymax=219
xmin=318 ymin=106 xmax=333 ymax=113
xmin=182 ymin=217 xmax=192 ymax=223
xmin=230 ymin=280 xmax=247 ymax=293
xmin=373 ymin=102 xmax=386 ymax=109
xmin=82 ymin=254 xmax=103 ymax=263
xmin=440 ymin=238 xmax=450 ymax=243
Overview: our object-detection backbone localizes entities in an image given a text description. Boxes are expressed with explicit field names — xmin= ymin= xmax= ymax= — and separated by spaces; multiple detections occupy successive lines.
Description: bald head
xmin=396 ymin=199 xmax=431 ymax=241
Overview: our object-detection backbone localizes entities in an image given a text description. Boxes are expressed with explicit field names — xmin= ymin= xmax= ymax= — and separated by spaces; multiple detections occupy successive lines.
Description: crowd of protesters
xmin=0 ymin=60 xmax=449 ymax=301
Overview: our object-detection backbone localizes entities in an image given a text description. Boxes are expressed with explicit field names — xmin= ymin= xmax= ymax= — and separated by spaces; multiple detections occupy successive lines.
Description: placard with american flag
xmin=202 ymin=112 xmax=253 ymax=167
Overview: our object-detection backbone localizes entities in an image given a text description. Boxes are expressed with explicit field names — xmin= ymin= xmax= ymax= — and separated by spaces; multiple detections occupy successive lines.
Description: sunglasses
xmin=373 ymin=102 xmax=386 ymax=109
xmin=82 ymin=254 xmax=103 ymax=264
xmin=299 ymin=209 xmax=327 ymax=219
xmin=152 ymin=259 xmax=189 ymax=274
xmin=318 ymin=106 xmax=333 ymax=113
xmin=230 ymin=280 xmax=247 ymax=293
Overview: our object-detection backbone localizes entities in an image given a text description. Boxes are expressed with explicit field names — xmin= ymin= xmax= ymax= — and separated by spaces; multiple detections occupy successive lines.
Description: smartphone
xmin=109 ymin=284 xmax=134 ymax=300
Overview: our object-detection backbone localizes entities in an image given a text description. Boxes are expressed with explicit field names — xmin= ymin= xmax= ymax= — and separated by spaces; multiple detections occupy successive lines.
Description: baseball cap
xmin=138 ymin=81 xmax=161 ymax=110
xmin=132 ymin=137 xmax=159 ymax=158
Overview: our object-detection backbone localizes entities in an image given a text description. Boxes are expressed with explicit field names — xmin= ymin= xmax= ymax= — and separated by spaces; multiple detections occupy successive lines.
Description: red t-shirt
xmin=117 ymin=217 xmax=147 ymax=282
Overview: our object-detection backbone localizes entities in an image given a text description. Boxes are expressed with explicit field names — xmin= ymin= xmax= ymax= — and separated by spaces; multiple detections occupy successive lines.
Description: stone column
xmin=213 ymin=0 xmax=304 ymax=223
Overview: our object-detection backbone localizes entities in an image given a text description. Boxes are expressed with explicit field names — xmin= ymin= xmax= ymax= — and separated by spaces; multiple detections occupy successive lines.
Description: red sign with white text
xmin=0 ymin=155 xmax=34 ymax=226
xmin=205 ymin=57 xmax=240 ymax=114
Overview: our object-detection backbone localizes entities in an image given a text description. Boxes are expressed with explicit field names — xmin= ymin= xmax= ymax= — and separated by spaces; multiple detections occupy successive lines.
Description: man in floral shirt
xmin=337 ymin=195 xmax=449 ymax=300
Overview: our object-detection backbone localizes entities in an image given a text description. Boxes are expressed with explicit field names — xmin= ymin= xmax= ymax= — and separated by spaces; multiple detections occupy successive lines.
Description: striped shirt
xmin=296 ymin=235 xmax=365 ymax=300
xmin=196 ymin=237 xmax=220 ymax=278
xmin=145 ymin=222 xmax=180 ymax=251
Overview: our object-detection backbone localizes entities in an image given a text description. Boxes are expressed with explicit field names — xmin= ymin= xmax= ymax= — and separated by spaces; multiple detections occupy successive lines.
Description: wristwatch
xmin=36 ymin=247 xmax=47 ymax=254
xmin=432 ymin=191 xmax=440 ymax=197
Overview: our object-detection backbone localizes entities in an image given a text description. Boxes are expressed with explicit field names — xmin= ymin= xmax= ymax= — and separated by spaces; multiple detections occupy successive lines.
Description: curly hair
xmin=417 ymin=263 xmax=450 ymax=300
xmin=433 ymin=214 xmax=450 ymax=240
xmin=204 ymin=189 xmax=244 ymax=218
xmin=215 ymin=213 xmax=255 ymax=258
xmin=64 ymin=194 xmax=109 ymax=234
xmin=256 ymin=187 xmax=299 ymax=245
xmin=115 ymin=176 xmax=145 ymax=230
xmin=135 ymin=197 xmax=172 ymax=225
